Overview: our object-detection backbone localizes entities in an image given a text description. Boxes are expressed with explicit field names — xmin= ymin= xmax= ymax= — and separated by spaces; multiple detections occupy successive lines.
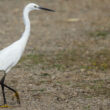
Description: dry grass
xmin=0 ymin=0 xmax=110 ymax=110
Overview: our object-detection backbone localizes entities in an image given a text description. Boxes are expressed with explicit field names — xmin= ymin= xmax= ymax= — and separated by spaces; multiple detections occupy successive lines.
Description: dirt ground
xmin=0 ymin=0 xmax=110 ymax=110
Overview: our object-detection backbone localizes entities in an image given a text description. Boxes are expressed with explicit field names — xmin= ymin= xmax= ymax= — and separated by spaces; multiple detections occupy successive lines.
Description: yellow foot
xmin=12 ymin=92 xmax=20 ymax=104
xmin=0 ymin=104 xmax=9 ymax=108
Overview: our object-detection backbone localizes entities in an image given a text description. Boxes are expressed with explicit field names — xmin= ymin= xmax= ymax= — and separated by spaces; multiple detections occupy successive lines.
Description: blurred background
xmin=0 ymin=0 xmax=110 ymax=110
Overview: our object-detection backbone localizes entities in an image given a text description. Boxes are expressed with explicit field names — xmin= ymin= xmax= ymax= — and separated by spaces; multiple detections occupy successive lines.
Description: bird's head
xmin=26 ymin=3 xmax=55 ymax=12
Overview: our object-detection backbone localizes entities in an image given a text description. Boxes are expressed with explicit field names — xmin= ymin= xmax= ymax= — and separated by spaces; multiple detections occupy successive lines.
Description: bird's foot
xmin=12 ymin=92 xmax=20 ymax=104
xmin=0 ymin=104 xmax=10 ymax=108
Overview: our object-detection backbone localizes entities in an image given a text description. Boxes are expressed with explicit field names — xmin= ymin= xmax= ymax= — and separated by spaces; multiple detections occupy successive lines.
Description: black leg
xmin=0 ymin=73 xmax=20 ymax=106
xmin=2 ymin=83 xmax=17 ymax=93
xmin=2 ymin=83 xmax=20 ymax=104
xmin=0 ymin=74 xmax=7 ymax=105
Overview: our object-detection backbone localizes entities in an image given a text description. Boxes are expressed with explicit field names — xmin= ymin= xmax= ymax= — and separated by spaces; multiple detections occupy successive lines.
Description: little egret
xmin=0 ymin=3 xmax=54 ymax=107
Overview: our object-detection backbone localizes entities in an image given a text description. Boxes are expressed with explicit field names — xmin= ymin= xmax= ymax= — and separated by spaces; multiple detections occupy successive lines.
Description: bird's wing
xmin=0 ymin=40 xmax=22 ymax=72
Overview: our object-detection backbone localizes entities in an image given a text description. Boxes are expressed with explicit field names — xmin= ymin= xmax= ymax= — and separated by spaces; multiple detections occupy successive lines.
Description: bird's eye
xmin=34 ymin=5 xmax=37 ymax=8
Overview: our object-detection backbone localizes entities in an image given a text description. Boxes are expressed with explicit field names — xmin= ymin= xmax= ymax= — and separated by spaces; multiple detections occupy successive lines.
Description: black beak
xmin=39 ymin=7 xmax=55 ymax=12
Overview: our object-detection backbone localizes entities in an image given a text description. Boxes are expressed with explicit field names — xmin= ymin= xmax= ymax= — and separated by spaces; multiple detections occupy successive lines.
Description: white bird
xmin=0 ymin=3 xmax=54 ymax=107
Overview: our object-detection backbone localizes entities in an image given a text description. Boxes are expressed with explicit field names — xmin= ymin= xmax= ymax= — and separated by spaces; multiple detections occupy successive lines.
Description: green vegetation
xmin=76 ymin=80 xmax=110 ymax=98
xmin=19 ymin=53 xmax=44 ymax=66
xmin=18 ymin=47 xmax=110 ymax=72
xmin=89 ymin=30 xmax=110 ymax=39
xmin=40 ymin=73 xmax=50 ymax=77
xmin=88 ymin=49 xmax=110 ymax=71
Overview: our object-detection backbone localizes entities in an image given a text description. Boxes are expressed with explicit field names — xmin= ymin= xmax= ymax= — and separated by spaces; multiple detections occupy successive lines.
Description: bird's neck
xmin=20 ymin=8 xmax=31 ymax=45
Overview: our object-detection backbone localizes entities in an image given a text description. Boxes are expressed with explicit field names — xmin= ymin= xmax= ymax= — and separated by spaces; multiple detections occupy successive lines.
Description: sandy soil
xmin=0 ymin=0 xmax=110 ymax=110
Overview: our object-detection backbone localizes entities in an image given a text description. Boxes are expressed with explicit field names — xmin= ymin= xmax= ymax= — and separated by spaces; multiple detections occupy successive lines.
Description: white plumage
xmin=0 ymin=3 xmax=54 ymax=73
xmin=0 ymin=3 xmax=54 ymax=107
